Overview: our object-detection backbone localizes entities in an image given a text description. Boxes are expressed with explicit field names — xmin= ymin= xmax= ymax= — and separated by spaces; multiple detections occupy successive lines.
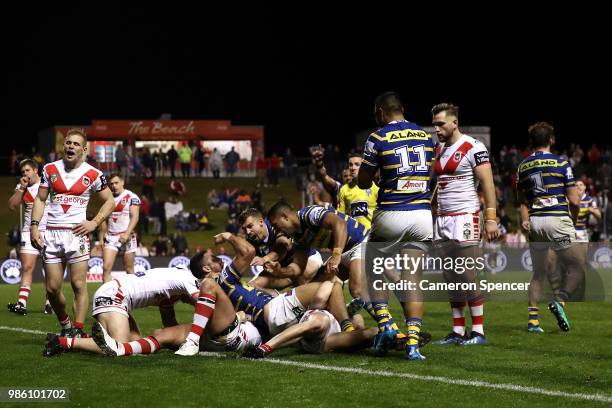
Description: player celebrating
xmin=430 ymin=103 xmax=499 ymax=346
xmin=7 ymin=158 xmax=52 ymax=315
xmin=99 ymin=173 xmax=141 ymax=283
xmin=30 ymin=128 xmax=115 ymax=337
xmin=358 ymin=91 xmax=435 ymax=360
xmin=239 ymin=208 xmax=323 ymax=289
xmin=43 ymin=265 xmax=202 ymax=357
xmin=174 ymin=232 xmax=354 ymax=356
xmin=517 ymin=122 xmax=584 ymax=332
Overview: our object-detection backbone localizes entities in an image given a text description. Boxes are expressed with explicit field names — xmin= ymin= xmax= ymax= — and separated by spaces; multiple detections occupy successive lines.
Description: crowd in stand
xmin=6 ymin=141 xmax=611 ymax=260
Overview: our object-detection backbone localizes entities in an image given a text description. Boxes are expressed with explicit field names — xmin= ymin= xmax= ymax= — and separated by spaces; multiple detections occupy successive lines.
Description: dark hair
xmin=374 ymin=92 xmax=404 ymax=114
xmin=347 ymin=152 xmax=362 ymax=160
xmin=189 ymin=252 xmax=205 ymax=279
xmin=431 ymin=102 xmax=460 ymax=118
xmin=267 ymin=200 xmax=293 ymax=220
xmin=238 ymin=208 xmax=263 ymax=225
xmin=19 ymin=158 xmax=38 ymax=171
xmin=108 ymin=172 xmax=123 ymax=181
xmin=528 ymin=122 xmax=554 ymax=149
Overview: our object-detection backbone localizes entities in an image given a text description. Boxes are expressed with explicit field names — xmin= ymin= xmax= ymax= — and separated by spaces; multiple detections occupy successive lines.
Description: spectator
xmin=171 ymin=231 xmax=189 ymax=256
xmin=283 ymin=148 xmax=297 ymax=178
xmin=208 ymin=189 xmax=220 ymax=209
xmin=225 ymin=146 xmax=240 ymax=177
xmin=170 ymin=177 xmax=187 ymax=196
xmin=142 ymin=167 xmax=155 ymax=199
xmin=161 ymin=149 xmax=170 ymax=177
xmin=210 ymin=148 xmax=223 ymax=178
xmin=152 ymin=235 xmax=169 ymax=256
xmin=141 ymin=148 xmax=155 ymax=177
xmin=135 ymin=242 xmax=150 ymax=257
xmin=167 ymin=145 xmax=178 ymax=178
xmin=256 ymin=155 xmax=269 ymax=187
xmin=164 ymin=195 xmax=184 ymax=220
xmin=269 ymin=153 xmax=281 ymax=187
xmin=195 ymin=143 xmax=206 ymax=176
xmin=149 ymin=197 xmax=167 ymax=236
xmin=225 ymin=216 xmax=241 ymax=234
xmin=179 ymin=143 xmax=192 ymax=177
xmin=505 ymin=223 xmax=527 ymax=247
xmin=9 ymin=149 xmax=17 ymax=175
xmin=115 ymin=143 xmax=130 ymax=182
xmin=252 ymin=188 xmax=263 ymax=211
xmin=137 ymin=195 xmax=151 ymax=235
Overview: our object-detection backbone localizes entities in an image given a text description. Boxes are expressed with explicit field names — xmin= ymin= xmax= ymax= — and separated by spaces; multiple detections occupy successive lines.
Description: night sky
xmin=3 ymin=9 xmax=606 ymax=161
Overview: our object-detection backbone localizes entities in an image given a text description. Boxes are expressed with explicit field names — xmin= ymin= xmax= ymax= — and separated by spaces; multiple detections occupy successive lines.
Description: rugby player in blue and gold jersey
xmin=358 ymin=92 xmax=435 ymax=360
xmin=517 ymin=122 xmax=585 ymax=333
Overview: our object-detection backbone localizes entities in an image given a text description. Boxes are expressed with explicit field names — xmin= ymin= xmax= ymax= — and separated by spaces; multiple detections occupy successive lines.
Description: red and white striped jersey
xmin=116 ymin=267 xmax=200 ymax=310
xmin=108 ymin=189 xmax=141 ymax=234
xmin=40 ymin=160 xmax=107 ymax=228
xmin=16 ymin=181 xmax=49 ymax=232
xmin=434 ymin=134 xmax=490 ymax=214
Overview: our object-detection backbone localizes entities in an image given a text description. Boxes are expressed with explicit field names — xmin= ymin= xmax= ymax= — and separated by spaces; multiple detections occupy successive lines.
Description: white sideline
xmin=2 ymin=325 xmax=611 ymax=404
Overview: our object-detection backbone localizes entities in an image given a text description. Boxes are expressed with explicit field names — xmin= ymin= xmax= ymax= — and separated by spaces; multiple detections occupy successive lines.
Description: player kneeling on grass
xmin=174 ymin=232 xmax=356 ymax=356
xmin=243 ymin=280 xmax=378 ymax=358
xmin=43 ymin=265 xmax=202 ymax=357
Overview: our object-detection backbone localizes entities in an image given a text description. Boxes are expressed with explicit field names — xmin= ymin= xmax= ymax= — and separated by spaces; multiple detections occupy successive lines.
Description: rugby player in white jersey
xmin=7 ymin=159 xmax=52 ymax=315
xmin=430 ymin=103 xmax=499 ymax=346
xmin=98 ymin=173 xmax=140 ymax=283
xmin=30 ymin=129 xmax=115 ymax=337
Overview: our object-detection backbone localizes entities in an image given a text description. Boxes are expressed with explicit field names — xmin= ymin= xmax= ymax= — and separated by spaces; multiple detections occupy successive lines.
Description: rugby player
xmin=30 ymin=129 xmax=115 ymax=337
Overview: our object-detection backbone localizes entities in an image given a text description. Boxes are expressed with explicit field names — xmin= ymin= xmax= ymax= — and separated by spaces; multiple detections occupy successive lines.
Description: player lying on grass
xmin=43 ymin=265 xmax=202 ymax=357
xmin=174 ymin=232 xmax=359 ymax=356
xmin=242 ymin=280 xmax=378 ymax=358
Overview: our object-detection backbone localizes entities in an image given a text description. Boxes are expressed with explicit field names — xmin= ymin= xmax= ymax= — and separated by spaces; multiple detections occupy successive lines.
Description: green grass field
xmin=2 ymin=176 xmax=612 ymax=407
xmin=1 ymin=283 xmax=612 ymax=408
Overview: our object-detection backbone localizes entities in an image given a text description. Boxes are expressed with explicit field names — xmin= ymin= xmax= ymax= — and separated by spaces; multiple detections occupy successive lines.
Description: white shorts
xmin=339 ymin=235 xmax=368 ymax=267
xmin=20 ymin=230 xmax=43 ymax=256
xmin=208 ymin=319 xmax=262 ymax=353
xmin=266 ymin=288 xmax=305 ymax=336
xmin=308 ymin=250 xmax=324 ymax=270
xmin=104 ymin=232 xmax=137 ymax=254
xmin=370 ymin=209 xmax=433 ymax=248
xmin=575 ymin=229 xmax=589 ymax=243
xmin=434 ymin=211 xmax=481 ymax=247
xmin=43 ymin=228 xmax=90 ymax=265
xmin=529 ymin=216 xmax=577 ymax=251
xmin=298 ymin=309 xmax=341 ymax=354
xmin=92 ymin=280 xmax=130 ymax=317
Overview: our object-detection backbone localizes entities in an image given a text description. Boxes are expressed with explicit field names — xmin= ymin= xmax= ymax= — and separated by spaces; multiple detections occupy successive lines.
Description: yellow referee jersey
xmin=337 ymin=182 xmax=379 ymax=230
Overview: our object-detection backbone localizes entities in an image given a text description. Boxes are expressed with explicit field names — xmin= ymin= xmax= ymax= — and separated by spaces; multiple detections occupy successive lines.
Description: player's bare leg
xmin=123 ymin=251 xmax=135 ymax=274
xmin=44 ymin=311 xmax=135 ymax=356
xmin=546 ymin=244 xmax=586 ymax=332
xmin=176 ymin=277 xmax=242 ymax=356
xmin=151 ymin=324 xmax=191 ymax=350
xmin=69 ymin=260 xmax=89 ymax=331
xmin=102 ymin=247 xmax=118 ymax=283
xmin=44 ymin=262 xmax=72 ymax=333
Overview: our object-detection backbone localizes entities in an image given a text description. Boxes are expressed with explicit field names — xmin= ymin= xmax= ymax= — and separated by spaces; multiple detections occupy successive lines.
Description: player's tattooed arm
xmin=74 ymin=187 xmax=115 ymax=236
xmin=30 ymin=185 xmax=50 ymax=250
xmin=357 ymin=164 xmax=375 ymax=189
xmin=320 ymin=212 xmax=348 ymax=276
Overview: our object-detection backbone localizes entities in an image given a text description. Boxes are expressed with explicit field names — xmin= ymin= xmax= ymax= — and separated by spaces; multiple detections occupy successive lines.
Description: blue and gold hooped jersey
xmin=294 ymin=205 xmax=367 ymax=252
xmin=362 ymin=120 xmax=434 ymax=211
xmin=576 ymin=194 xmax=596 ymax=231
xmin=517 ymin=151 xmax=576 ymax=217
xmin=216 ymin=261 xmax=272 ymax=335
xmin=247 ymin=218 xmax=280 ymax=258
